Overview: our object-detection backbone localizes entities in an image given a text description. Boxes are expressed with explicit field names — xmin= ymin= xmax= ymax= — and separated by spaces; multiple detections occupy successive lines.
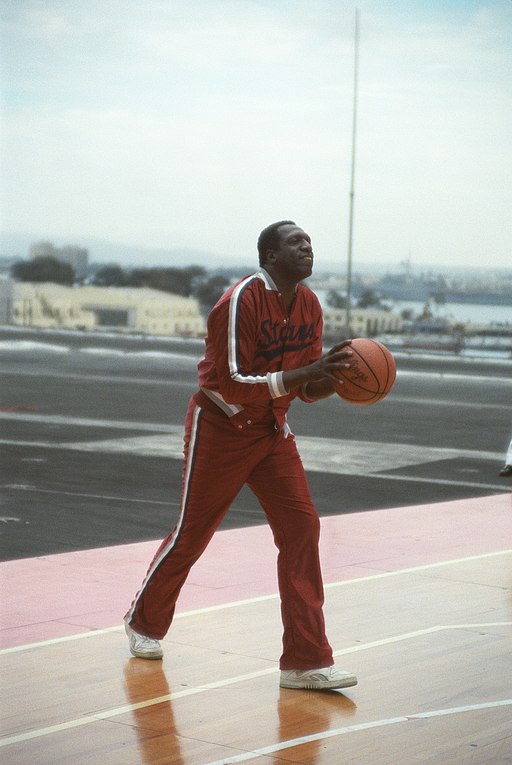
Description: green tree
xmin=194 ymin=275 xmax=230 ymax=310
xmin=356 ymin=289 xmax=381 ymax=309
xmin=126 ymin=266 xmax=206 ymax=296
xmin=11 ymin=256 xmax=75 ymax=285
xmin=91 ymin=265 xmax=127 ymax=286
xmin=325 ymin=290 xmax=347 ymax=309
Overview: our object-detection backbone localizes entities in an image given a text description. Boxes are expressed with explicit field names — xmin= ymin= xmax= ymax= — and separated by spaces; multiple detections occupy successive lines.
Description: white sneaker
xmin=280 ymin=665 xmax=357 ymax=690
xmin=124 ymin=620 xmax=163 ymax=660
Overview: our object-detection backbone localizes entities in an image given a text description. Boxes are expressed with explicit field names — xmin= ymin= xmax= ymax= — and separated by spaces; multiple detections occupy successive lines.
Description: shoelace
xmin=137 ymin=635 xmax=159 ymax=647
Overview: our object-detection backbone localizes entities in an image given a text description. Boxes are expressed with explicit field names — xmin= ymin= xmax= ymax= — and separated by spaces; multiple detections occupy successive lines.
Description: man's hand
xmin=282 ymin=340 xmax=353 ymax=398
xmin=307 ymin=341 xmax=353 ymax=383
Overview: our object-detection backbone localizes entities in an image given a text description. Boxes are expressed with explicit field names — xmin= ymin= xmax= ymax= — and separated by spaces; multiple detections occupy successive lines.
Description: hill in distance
xmin=1 ymin=231 xmax=510 ymax=279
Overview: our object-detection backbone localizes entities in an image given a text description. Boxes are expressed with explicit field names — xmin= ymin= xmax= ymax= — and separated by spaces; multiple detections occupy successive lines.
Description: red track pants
xmin=126 ymin=395 xmax=334 ymax=670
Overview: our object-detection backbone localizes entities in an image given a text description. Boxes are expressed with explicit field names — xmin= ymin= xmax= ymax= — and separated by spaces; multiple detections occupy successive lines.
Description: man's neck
xmin=263 ymin=267 xmax=299 ymax=311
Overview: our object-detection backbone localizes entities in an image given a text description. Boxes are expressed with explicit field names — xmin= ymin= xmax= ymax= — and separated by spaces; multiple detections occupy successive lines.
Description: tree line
xmin=10 ymin=257 xmax=231 ymax=310
xmin=11 ymin=256 xmax=388 ymax=313
xmin=325 ymin=287 xmax=390 ymax=311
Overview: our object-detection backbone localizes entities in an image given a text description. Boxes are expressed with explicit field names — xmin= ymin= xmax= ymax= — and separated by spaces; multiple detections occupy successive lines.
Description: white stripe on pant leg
xmin=126 ymin=405 xmax=202 ymax=623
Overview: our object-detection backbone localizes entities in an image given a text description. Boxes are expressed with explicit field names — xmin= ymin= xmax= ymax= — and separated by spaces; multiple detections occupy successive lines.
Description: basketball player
xmin=124 ymin=221 xmax=358 ymax=691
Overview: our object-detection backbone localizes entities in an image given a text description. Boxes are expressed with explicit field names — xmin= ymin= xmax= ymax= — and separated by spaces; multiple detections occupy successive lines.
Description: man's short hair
xmin=257 ymin=220 xmax=296 ymax=267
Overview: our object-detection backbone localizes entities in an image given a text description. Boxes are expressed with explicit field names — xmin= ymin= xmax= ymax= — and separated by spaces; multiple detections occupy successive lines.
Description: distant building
xmin=28 ymin=241 xmax=55 ymax=259
xmin=28 ymin=241 xmax=89 ymax=277
xmin=0 ymin=280 xmax=13 ymax=323
xmin=4 ymin=282 xmax=205 ymax=337
xmin=0 ymin=256 xmax=21 ymax=279
xmin=57 ymin=246 xmax=89 ymax=276
xmin=323 ymin=307 xmax=403 ymax=338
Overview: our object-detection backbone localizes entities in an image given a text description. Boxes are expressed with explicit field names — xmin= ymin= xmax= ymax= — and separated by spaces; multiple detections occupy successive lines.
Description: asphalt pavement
xmin=1 ymin=327 xmax=511 ymax=561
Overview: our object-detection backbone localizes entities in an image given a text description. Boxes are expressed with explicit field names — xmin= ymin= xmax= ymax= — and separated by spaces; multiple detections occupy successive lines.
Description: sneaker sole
xmin=280 ymin=676 xmax=358 ymax=690
xmin=128 ymin=648 xmax=163 ymax=660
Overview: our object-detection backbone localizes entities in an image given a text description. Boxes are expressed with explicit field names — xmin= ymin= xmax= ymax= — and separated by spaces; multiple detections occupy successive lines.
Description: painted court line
xmin=201 ymin=699 xmax=512 ymax=765
xmin=333 ymin=622 xmax=512 ymax=659
xmin=1 ymin=549 xmax=509 ymax=656
xmin=1 ymin=621 xmax=511 ymax=749
xmin=0 ymin=667 xmax=277 ymax=748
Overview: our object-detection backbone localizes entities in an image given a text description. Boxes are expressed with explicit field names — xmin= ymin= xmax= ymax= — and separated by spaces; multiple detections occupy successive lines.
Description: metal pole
xmin=346 ymin=8 xmax=359 ymax=336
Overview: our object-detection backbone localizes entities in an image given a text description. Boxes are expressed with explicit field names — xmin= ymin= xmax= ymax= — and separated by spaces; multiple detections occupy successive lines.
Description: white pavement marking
xmin=0 ymin=435 xmax=185 ymax=458
xmin=0 ymin=411 xmax=182 ymax=432
xmin=201 ymin=699 xmax=512 ymax=765
xmin=1 ymin=431 xmax=508 ymax=490
xmin=0 ymin=368 xmax=197 ymax=386
xmin=397 ymin=370 xmax=512 ymax=386
xmin=388 ymin=394 xmax=512 ymax=410
xmin=1 ymin=485 xmax=175 ymax=506
xmin=355 ymin=473 xmax=510 ymax=491
xmin=0 ymin=432 xmax=504 ymax=475
xmin=0 ymin=410 xmax=506 ymax=463
xmin=295 ymin=435 xmax=503 ymax=474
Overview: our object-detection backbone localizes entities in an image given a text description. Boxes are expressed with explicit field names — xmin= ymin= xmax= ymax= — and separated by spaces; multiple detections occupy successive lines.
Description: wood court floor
xmin=1 ymin=494 xmax=511 ymax=764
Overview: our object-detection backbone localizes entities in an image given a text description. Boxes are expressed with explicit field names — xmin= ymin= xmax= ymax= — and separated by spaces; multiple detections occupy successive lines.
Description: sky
xmin=1 ymin=0 xmax=511 ymax=271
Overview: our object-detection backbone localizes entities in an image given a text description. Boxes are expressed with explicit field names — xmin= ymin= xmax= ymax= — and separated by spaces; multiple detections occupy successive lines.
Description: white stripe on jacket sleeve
xmin=226 ymin=275 xmax=286 ymax=398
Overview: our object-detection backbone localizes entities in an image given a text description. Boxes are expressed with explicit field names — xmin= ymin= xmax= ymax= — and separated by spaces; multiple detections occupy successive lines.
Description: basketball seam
xmin=338 ymin=347 xmax=382 ymax=396
xmin=336 ymin=339 xmax=396 ymax=403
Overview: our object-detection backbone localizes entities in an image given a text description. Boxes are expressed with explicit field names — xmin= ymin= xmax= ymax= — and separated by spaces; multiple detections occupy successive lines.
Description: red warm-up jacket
xmin=197 ymin=268 xmax=323 ymax=431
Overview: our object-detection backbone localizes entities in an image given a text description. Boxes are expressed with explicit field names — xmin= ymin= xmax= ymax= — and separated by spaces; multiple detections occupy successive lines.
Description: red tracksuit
xmin=126 ymin=269 xmax=334 ymax=670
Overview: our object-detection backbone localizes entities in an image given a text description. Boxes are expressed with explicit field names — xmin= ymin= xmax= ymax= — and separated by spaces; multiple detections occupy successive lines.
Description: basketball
xmin=333 ymin=338 xmax=396 ymax=405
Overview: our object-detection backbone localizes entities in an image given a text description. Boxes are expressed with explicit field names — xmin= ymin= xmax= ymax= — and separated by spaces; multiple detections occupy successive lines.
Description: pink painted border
xmin=1 ymin=493 xmax=510 ymax=648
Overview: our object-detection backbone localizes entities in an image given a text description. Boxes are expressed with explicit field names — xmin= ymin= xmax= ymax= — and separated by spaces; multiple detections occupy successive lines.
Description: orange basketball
xmin=333 ymin=338 xmax=396 ymax=405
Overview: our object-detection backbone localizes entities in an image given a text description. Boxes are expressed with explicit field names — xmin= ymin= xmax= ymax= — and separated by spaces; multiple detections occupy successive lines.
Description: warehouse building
xmin=322 ymin=306 xmax=403 ymax=338
xmin=5 ymin=282 xmax=205 ymax=337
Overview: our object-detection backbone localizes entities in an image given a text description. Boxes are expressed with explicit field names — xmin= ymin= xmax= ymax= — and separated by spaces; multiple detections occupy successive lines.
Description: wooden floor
xmin=1 ymin=494 xmax=512 ymax=764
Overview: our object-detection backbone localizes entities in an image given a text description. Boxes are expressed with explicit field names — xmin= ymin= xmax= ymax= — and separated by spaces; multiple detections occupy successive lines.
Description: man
xmin=124 ymin=221 xmax=357 ymax=691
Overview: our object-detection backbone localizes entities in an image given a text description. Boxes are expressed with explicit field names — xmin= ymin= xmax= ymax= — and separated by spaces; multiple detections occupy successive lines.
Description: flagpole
xmin=345 ymin=8 xmax=359 ymax=336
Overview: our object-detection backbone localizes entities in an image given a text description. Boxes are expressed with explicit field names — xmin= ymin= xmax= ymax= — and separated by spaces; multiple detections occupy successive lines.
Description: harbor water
xmin=314 ymin=291 xmax=512 ymax=326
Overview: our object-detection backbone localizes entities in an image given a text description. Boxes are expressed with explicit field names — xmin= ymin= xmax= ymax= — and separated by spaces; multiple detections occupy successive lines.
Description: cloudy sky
xmin=1 ymin=0 xmax=511 ymax=271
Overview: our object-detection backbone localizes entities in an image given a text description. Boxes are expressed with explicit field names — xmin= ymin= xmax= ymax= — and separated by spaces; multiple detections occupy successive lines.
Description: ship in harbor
xmin=375 ymin=273 xmax=512 ymax=307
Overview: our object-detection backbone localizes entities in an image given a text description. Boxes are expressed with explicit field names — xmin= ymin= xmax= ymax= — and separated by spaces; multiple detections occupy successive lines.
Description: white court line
xmin=332 ymin=622 xmax=512 ymax=659
xmin=0 ymin=666 xmax=278 ymax=748
xmin=1 ymin=621 xmax=511 ymax=748
xmin=201 ymin=699 xmax=512 ymax=765
xmin=1 ymin=549 xmax=510 ymax=656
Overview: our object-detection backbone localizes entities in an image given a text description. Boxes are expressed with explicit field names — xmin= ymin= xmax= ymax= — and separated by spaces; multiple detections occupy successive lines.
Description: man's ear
xmin=265 ymin=249 xmax=276 ymax=265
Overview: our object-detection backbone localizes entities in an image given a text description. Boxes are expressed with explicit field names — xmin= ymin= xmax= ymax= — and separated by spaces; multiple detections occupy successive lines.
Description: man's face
xmin=268 ymin=224 xmax=314 ymax=283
